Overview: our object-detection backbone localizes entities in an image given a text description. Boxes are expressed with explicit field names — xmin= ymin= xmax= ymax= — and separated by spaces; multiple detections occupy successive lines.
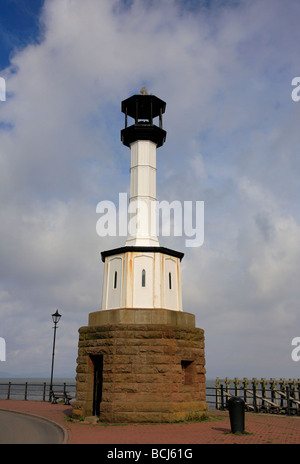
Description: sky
xmin=0 ymin=0 xmax=300 ymax=381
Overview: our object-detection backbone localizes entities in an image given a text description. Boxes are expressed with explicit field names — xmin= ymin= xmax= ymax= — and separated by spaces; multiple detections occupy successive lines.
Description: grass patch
xmin=68 ymin=411 xmax=216 ymax=427
xmin=224 ymin=430 xmax=253 ymax=436
xmin=181 ymin=412 xmax=210 ymax=423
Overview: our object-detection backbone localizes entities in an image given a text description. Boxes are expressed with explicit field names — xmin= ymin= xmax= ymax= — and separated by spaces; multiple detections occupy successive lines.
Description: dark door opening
xmin=91 ymin=355 xmax=103 ymax=416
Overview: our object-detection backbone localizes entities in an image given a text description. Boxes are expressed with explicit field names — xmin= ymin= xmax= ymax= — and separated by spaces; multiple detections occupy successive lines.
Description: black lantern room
xmin=121 ymin=94 xmax=167 ymax=148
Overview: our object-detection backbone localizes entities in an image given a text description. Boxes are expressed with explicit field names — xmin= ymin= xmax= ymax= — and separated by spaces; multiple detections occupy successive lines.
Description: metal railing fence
xmin=1 ymin=378 xmax=299 ymax=416
xmin=209 ymin=377 xmax=300 ymax=416
xmin=0 ymin=381 xmax=76 ymax=402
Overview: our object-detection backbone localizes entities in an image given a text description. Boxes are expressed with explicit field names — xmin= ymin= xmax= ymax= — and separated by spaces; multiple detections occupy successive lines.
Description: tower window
xmin=113 ymin=271 xmax=117 ymax=289
xmin=142 ymin=269 xmax=146 ymax=287
xmin=169 ymin=272 xmax=172 ymax=290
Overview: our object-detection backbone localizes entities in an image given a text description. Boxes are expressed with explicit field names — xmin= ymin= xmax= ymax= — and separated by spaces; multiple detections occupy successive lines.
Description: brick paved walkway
xmin=0 ymin=400 xmax=300 ymax=444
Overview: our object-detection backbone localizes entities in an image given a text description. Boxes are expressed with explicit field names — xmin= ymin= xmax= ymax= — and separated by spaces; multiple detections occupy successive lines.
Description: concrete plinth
xmin=73 ymin=309 xmax=207 ymax=423
xmin=89 ymin=308 xmax=195 ymax=327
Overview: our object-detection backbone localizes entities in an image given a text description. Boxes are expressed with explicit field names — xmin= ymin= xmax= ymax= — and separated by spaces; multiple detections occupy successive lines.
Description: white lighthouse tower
xmin=100 ymin=92 xmax=183 ymax=312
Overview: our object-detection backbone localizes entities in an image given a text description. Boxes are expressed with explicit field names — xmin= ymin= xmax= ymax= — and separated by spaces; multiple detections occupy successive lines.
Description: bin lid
xmin=228 ymin=396 xmax=244 ymax=403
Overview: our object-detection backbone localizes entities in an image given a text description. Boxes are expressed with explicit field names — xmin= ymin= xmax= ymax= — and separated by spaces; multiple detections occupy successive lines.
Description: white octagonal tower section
xmin=101 ymin=250 xmax=182 ymax=311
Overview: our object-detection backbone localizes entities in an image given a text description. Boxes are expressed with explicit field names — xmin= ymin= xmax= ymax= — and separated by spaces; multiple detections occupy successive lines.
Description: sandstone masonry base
xmin=73 ymin=311 xmax=207 ymax=423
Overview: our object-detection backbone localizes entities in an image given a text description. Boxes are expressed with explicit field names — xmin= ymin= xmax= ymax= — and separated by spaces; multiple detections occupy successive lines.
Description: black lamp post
xmin=49 ymin=309 xmax=61 ymax=401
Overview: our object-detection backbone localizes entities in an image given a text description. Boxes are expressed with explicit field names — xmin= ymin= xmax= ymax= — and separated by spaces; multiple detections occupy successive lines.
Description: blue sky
xmin=0 ymin=0 xmax=300 ymax=381
xmin=0 ymin=0 xmax=44 ymax=69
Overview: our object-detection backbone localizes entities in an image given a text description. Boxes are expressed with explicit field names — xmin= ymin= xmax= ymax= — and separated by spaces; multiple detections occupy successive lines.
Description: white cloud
xmin=0 ymin=0 xmax=300 ymax=380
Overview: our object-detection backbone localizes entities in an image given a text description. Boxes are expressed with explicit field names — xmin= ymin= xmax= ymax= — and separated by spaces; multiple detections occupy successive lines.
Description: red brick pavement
xmin=0 ymin=400 xmax=300 ymax=444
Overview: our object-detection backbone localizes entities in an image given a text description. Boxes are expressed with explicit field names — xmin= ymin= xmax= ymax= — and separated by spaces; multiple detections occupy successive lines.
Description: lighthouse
xmin=73 ymin=91 xmax=207 ymax=422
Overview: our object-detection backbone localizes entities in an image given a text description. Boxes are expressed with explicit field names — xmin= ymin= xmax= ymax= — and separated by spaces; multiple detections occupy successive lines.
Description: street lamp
xmin=49 ymin=309 xmax=61 ymax=401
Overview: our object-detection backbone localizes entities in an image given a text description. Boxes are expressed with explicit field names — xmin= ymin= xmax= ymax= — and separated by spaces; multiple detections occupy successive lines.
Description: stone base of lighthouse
xmin=72 ymin=309 xmax=207 ymax=423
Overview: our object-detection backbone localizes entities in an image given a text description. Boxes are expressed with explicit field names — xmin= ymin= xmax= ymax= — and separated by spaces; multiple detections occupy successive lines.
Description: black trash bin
xmin=228 ymin=396 xmax=245 ymax=434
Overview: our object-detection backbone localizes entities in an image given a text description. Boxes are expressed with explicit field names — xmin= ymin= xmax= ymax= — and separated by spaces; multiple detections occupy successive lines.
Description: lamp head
xmin=52 ymin=310 xmax=61 ymax=325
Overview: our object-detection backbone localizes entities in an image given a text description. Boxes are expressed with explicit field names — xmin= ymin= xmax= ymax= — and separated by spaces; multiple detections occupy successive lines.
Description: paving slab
xmin=0 ymin=400 xmax=300 ymax=444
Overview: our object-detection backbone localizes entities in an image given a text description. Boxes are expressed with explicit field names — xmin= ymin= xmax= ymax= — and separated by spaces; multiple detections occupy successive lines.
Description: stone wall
xmin=73 ymin=320 xmax=207 ymax=422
